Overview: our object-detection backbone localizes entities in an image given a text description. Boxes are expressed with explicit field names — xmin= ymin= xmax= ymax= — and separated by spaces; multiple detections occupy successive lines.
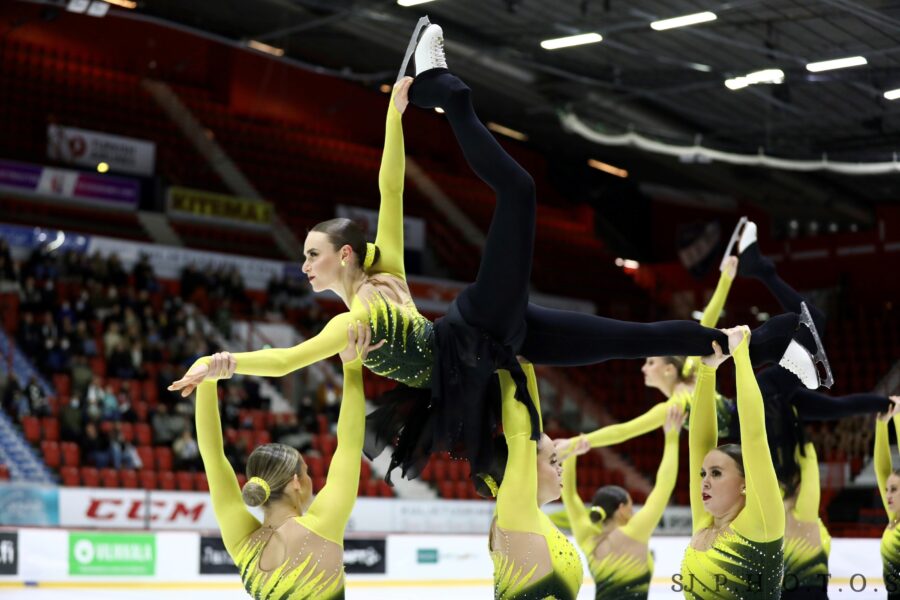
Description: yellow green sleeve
xmin=585 ymin=393 xmax=689 ymax=448
xmin=497 ymin=364 xmax=542 ymax=533
xmin=373 ymin=95 xmax=406 ymax=279
xmin=195 ymin=380 xmax=260 ymax=557
xmin=700 ymin=270 xmax=734 ymax=328
xmin=561 ymin=455 xmax=595 ymax=549
xmin=731 ymin=334 xmax=785 ymax=542
xmin=203 ymin=311 xmax=364 ymax=378
xmin=300 ymin=360 xmax=365 ymax=545
xmin=875 ymin=419 xmax=893 ymax=517
xmin=622 ymin=429 xmax=680 ymax=543
xmin=683 ymin=270 xmax=734 ymax=376
xmin=689 ymin=363 xmax=717 ymax=535
xmin=793 ymin=442 xmax=821 ymax=523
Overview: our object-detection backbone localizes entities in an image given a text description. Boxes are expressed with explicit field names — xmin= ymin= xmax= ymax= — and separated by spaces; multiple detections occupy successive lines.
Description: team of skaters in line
xmin=167 ymin=21 xmax=900 ymax=600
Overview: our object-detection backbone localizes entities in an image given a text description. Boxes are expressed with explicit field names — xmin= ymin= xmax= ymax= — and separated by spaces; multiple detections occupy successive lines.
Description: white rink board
xmin=0 ymin=528 xmax=892 ymax=599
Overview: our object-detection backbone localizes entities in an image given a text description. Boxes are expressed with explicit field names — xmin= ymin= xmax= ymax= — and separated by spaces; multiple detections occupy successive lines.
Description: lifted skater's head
xmin=303 ymin=218 xmax=381 ymax=292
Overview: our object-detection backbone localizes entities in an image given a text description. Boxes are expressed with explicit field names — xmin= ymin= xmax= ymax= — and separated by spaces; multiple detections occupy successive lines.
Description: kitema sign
xmin=69 ymin=532 xmax=156 ymax=576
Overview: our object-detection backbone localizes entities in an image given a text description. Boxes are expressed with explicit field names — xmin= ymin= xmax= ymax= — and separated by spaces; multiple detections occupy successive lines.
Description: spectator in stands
xmin=15 ymin=311 xmax=42 ymax=359
xmin=273 ymin=413 xmax=313 ymax=453
xmin=1 ymin=374 xmax=24 ymax=419
xmin=82 ymin=421 xmax=111 ymax=468
xmin=25 ymin=376 xmax=49 ymax=417
xmin=99 ymin=385 xmax=119 ymax=420
xmin=103 ymin=321 xmax=123 ymax=359
xmin=173 ymin=428 xmax=201 ymax=471
xmin=110 ymin=425 xmax=142 ymax=470
xmin=152 ymin=402 xmax=186 ymax=446
xmin=107 ymin=340 xmax=137 ymax=379
xmin=133 ymin=253 xmax=158 ymax=293
xmin=225 ymin=435 xmax=249 ymax=472
xmin=0 ymin=239 xmax=16 ymax=283
xmin=59 ymin=397 xmax=83 ymax=443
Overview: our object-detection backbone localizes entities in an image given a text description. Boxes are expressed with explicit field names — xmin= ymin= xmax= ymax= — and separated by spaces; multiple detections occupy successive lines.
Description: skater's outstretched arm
xmin=374 ymin=79 xmax=411 ymax=280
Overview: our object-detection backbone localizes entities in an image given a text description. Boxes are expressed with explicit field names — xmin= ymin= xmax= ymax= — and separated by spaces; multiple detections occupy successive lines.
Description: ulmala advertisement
xmin=68 ymin=532 xmax=156 ymax=576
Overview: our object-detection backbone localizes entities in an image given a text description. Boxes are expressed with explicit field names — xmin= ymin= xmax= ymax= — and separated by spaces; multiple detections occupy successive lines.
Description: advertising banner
xmin=68 ymin=532 xmax=156 ymax=576
xmin=198 ymin=536 xmax=238 ymax=575
xmin=47 ymin=125 xmax=156 ymax=176
xmin=343 ymin=538 xmax=387 ymax=574
xmin=0 ymin=532 xmax=17 ymax=576
xmin=58 ymin=488 xmax=222 ymax=530
xmin=0 ymin=159 xmax=140 ymax=210
xmin=336 ymin=204 xmax=426 ymax=251
xmin=0 ymin=483 xmax=59 ymax=526
xmin=166 ymin=186 xmax=273 ymax=229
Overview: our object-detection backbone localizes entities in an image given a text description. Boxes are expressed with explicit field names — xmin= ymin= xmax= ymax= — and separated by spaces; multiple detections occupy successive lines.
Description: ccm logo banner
xmin=59 ymin=489 xmax=219 ymax=530
xmin=0 ymin=532 xmax=17 ymax=575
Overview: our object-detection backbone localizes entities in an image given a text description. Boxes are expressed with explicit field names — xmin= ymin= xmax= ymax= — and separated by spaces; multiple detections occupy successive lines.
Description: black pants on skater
xmin=410 ymin=69 xmax=798 ymax=369
xmin=743 ymin=243 xmax=891 ymax=482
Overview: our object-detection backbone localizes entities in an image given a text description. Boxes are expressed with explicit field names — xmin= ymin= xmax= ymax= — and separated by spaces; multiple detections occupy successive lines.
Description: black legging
xmin=410 ymin=69 xmax=798 ymax=367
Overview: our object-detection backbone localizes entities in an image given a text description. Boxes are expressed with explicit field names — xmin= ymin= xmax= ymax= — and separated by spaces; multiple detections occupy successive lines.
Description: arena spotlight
xmin=397 ymin=0 xmax=436 ymax=6
xmin=806 ymin=56 xmax=867 ymax=72
xmin=540 ymin=33 xmax=603 ymax=50
xmin=247 ymin=40 xmax=285 ymax=57
xmin=724 ymin=68 xmax=784 ymax=90
xmin=487 ymin=122 xmax=528 ymax=141
xmin=102 ymin=0 xmax=137 ymax=8
xmin=650 ymin=11 xmax=716 ymax=31
xmin=884 ymin=88 xmax=900 ymax=100
xmin=588 ymin=158 xmax=628 ymax=178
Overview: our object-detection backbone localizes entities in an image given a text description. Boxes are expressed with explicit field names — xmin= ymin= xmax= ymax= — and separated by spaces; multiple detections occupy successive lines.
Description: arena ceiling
xmin=45 ymin=0 xmax=900 ymax=225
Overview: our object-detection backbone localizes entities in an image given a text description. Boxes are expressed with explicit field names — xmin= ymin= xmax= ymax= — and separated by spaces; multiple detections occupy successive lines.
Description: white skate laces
xmin=777 ymin=302 xmax=834 ymax=390
xmin=415 ymin=24 xmax=448 ymax=75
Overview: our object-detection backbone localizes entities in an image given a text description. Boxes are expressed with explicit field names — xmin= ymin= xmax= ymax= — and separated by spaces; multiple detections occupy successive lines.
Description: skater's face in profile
xmin=302 ymin=231 xmax=343 ymax=292
xmin=886 ymin=473 xmax=900 ymax=515
xmin=700 ymin=449 xmax=745 ymax=518
xmin=641 ymin=357 xmax=674 ymax=391
xmin=537 ymin=433 xmax=563 ymax=505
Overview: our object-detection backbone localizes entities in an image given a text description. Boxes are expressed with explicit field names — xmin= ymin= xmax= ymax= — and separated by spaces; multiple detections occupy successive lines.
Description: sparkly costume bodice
xmin=235 ymin=531 xmax=344 ymax=600
xmin=362 ymin=290 xmax=435 ymax=389
xmin=587 ymin=543 xmax=653 ymax=600
xmin=882 ymin=524 xmax=900 ymax=597
xmin=783 ymin=519 xmax=830 ymax=592
xmin=490 ymin=513 xmax=583 ymax=600
xmin=680 ymin=531 xmax=784 ymax=599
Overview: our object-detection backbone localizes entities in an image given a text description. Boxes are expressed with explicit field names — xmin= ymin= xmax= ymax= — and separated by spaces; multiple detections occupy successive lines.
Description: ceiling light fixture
xmin=651 ymin=12 xmax=717 ymax=31
xmin=247 ymin=40 xmax=285 ymax=57
xmin=102 ymin=0 xmax=136 ymax=8
xmin=724 ymin=68 xmax=784 ymax=90
xmin=884 ymin=88 xmax=900 ymax=100
xmin=588 ymin=159 xmax=628 ymax=178
xmin=487 ymin=122 xmax=528 ymax=141
xmin=806 ymin=56 xmax=867 ymax=72
xmin=540 ymin=33 xmax=603 ymax=50
xmin=397 ymin=0 xmax=436 ymax=6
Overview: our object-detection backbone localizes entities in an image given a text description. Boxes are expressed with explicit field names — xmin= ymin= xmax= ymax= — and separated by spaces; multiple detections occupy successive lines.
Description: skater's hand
xmin=339 ymin=321 xmax=385 ymax=364
xmin=663 ymin=403 xmax=687 ymax=435
xmin=722 ymin=256 xmax=739 ymax=279
xmin=879 ymin=397 xmax=900 ymax=422
xmin=393 ymin=77 xmax=413 ymax=115
xmin=700 ymin=340 xmax=728 ymax=369
xmin=724 ymin=325 xmax=750 ymax=355
xmin=554 ymin=435 xmax=590 ymax=461
xmin=208 ymin=352 xmax=237 ymax=380
xmin=168 ymin=362 xmax=210 ymax=398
